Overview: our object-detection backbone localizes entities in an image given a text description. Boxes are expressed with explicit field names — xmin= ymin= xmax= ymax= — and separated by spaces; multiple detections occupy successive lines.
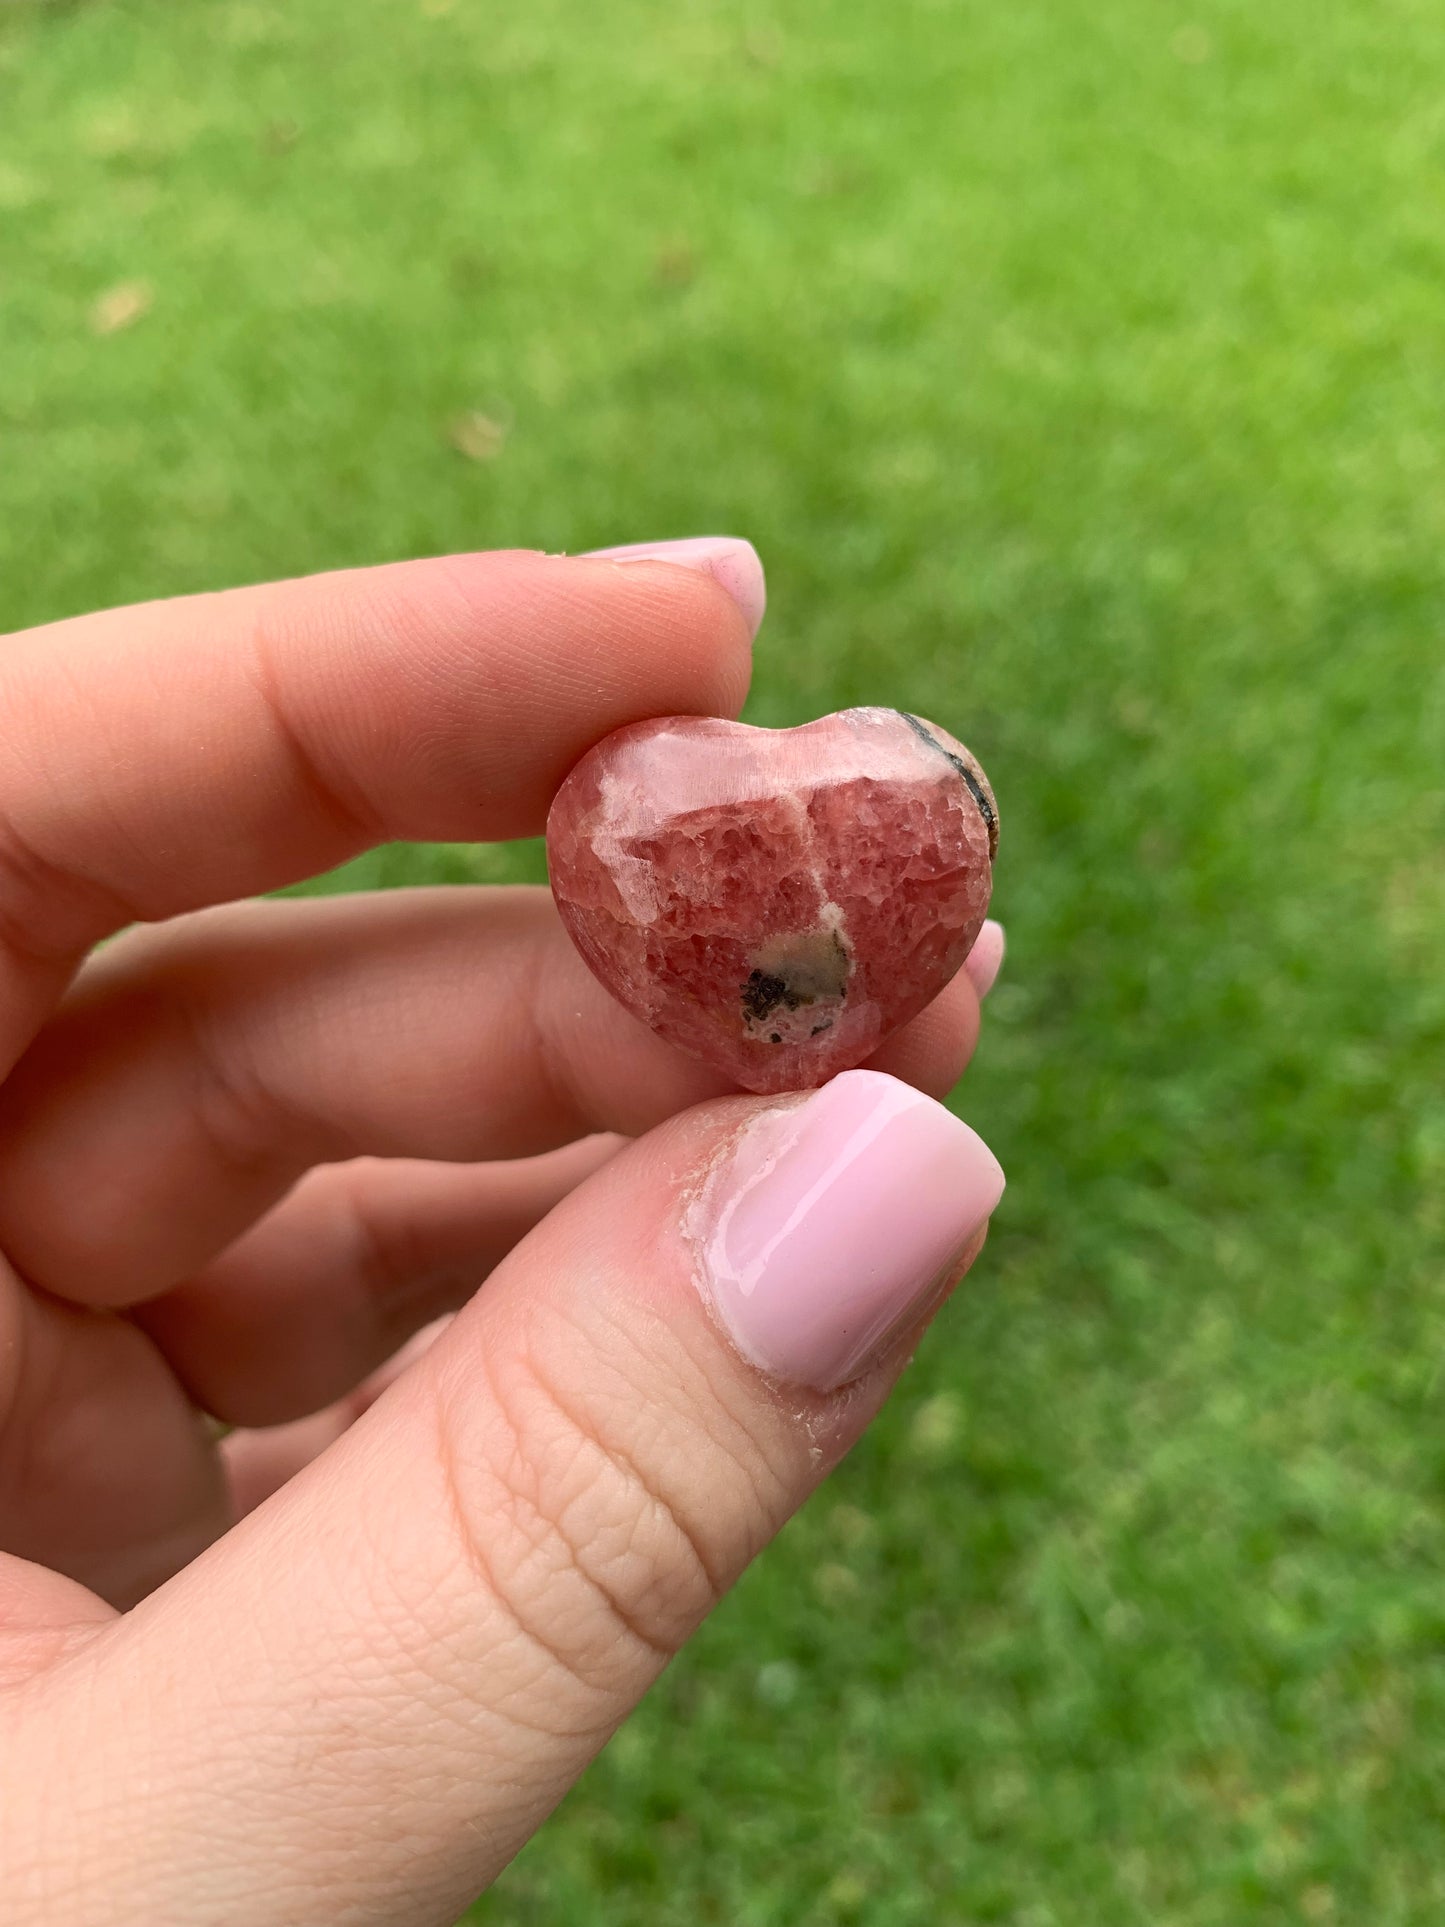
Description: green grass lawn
xmin=4 ymin=0 xmax=1445 ymax=1918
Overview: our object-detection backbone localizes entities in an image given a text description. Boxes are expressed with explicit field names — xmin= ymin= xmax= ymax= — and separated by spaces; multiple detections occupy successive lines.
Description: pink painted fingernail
xmin=965 ymin=919 xmax=1006 ymax=999
xmin=689 ymin=1069 xmax=1004 ymax=1392
xmin=583 ymin=536 xmax=766 ymax=638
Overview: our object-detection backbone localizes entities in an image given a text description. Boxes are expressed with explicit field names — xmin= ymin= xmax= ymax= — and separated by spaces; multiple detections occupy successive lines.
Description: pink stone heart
xmin=546 ymin=707 xmax=998 ymax=1094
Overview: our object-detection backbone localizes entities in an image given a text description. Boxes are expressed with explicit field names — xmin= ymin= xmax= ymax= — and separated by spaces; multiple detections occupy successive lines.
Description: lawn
xmin=3 ymin=0 xmax=1444 ymax=1919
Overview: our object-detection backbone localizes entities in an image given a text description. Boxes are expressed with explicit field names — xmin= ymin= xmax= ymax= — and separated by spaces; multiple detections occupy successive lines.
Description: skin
xmin=0 ymin=550 xmax=990 ymax=1925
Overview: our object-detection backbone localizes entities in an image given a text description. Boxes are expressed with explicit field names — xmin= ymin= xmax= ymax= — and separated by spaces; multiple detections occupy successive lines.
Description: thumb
xmin=27 ymin=1071 xmax=1003 ymax=1927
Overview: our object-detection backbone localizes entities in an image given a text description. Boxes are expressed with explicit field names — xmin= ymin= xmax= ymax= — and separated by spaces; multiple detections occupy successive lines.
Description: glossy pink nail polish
xmin=583 ymin=536 xmax=767 ymax=638
xmin=689 ymin=1069 xmax=1005 ymax=1391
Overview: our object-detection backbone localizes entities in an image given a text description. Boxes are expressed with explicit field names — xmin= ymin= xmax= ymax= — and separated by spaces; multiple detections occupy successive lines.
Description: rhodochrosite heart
xmin=546 ymin=707 xmax=998 ymax=1094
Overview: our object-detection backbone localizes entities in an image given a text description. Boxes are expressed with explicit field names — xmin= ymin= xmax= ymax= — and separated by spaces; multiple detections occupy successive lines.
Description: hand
xmin=0 ymin=541 xmax=1005 ymax=1925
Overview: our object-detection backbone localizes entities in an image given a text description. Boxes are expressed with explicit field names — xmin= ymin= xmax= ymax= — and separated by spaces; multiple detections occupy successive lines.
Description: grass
xmin=3 ymin=0 xmax=1445 ymax=1919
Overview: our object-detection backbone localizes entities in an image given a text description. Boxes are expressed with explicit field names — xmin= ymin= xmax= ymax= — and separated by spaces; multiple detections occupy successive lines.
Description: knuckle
xmin=430 ymin=1334 xmax=728 ymax=1704
xmin=0 ymin=809 xmax=131 ymax=966
xmin=336 ymin=1161 xmax=416 ymax=1296
xmin=173 ymin=967 xmax=337 ymax=1178
xmin=246 ymin=595 xmax=385 ymax=846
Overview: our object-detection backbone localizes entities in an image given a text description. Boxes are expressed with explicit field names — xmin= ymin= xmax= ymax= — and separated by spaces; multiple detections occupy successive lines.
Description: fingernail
xmin=583 ymin=536 xmax=766 ymax=639
xmin=964 ymin=919 xmax=1006 ymax=999
xmin=688 ymin=1069 xmax=1005 ymax=1392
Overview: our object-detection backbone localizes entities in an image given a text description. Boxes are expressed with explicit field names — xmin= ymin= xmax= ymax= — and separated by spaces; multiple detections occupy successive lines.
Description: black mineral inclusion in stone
xmin=740 ymin=928 xmax=853 ymax=1042
xmin=741 ymin=970 xmax=795 ymax=1025
xmin=897 ymin=710 xmax=997 ymax=860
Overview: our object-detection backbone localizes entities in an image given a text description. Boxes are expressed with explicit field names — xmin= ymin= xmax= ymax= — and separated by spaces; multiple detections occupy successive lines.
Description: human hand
xmin=0 ymin=540 xmax=1004 ymax=1924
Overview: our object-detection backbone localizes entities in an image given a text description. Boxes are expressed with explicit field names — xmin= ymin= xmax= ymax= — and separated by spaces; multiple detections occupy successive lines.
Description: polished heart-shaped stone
xmin=545 ymin=707 xmax=998 ymax=1094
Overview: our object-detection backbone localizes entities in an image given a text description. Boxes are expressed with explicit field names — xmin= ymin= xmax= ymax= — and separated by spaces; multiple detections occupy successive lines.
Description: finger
xmin=869 ymin=948 xmax=979 ymax=1090
xmin=0 ymin=1553 xmax=113 ymax=1682
xmin=0 ymin=1311 xmax=454 ymax=1634
xmin=964 ymin=918 xmax=1006 ymax=999
xmin=0 ymin=1259 xmax=225 ymax=1608
xmin=137 ymin=1139 xmax=624 ymax=1427
xmin=221 ymin=1319 xmax=454 ymax=1518
xmin=0 ymin=890 xmax=980 ymax=1306
xmin=0 ymin=544 xmax=757 ymax=1072
xmin=33 ymin=1072 xmax=1004 ymax=1925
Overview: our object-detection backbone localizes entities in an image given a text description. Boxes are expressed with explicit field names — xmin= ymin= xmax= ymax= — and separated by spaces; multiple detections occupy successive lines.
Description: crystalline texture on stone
xmin=545 ymin=707 xmax=998 ymax=1095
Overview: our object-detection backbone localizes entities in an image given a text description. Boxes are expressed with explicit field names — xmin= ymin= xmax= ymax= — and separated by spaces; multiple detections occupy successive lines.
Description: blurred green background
xmin=3 ymin=0 xmax=1444 ymax=1919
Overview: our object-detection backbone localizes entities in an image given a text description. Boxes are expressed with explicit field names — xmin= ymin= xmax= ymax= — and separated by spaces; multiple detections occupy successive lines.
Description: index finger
xmin=0 ymin=542 xmax=759 ymax=1072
